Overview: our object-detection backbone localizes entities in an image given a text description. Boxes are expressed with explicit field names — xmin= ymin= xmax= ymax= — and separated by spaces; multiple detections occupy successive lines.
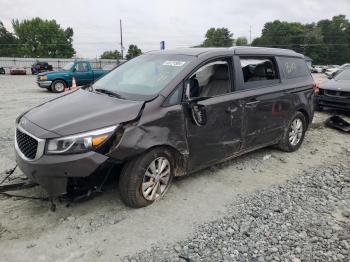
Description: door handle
xmin=226 ymin=106 xmax=238 ymax=114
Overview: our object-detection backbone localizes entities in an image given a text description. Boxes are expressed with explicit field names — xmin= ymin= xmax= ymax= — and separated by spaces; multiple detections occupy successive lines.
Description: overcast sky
xmin=1 ymin=0 xmax=350 ymax=57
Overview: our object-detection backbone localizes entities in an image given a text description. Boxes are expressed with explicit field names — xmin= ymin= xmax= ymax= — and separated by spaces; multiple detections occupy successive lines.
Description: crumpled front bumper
xmin=316 ymin=94 xmax=350 ymax=111
xmin=15 ymin=148 xmax=108 ymax=197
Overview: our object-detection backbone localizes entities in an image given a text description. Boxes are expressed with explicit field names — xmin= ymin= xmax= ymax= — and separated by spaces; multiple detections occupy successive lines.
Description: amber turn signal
xmin=92 ymin=135 xmax=109 ymax=147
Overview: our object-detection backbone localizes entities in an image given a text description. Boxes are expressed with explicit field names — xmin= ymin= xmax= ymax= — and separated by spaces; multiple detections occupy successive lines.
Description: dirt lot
xmin=0 ymin=74 xmax=349 ymax=261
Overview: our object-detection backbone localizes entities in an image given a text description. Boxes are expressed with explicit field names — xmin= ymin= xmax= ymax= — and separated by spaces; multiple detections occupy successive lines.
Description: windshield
xmin=62 ymin=62 xmax=74 ymax=71
xmin=335 ymin=69 xmax=350 ymax=80
xmin=92 ymin=54 xmax=193 ymax=100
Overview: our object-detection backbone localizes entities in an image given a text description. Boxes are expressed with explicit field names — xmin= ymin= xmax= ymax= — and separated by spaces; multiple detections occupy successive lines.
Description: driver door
xmin=184 ymin=58 xmax=243 ymax=172
xmin=73 ymin=62 xmax=93 ymax=86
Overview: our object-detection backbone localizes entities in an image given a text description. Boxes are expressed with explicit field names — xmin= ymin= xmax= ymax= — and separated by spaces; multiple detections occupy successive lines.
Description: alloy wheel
xmin=289 ymin=118 xmax=303 ymax=146
xmin=142 ymin=157 xmax=171 ymax=201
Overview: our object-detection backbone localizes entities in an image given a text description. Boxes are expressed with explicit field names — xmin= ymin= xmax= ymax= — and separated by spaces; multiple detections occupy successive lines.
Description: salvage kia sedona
xmin=15 ymin=47 xmax=315 ymax=208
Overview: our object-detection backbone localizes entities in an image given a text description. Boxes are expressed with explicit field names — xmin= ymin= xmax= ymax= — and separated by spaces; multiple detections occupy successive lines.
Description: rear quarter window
xmin=279 ymin=57 xmax=310 ymax=79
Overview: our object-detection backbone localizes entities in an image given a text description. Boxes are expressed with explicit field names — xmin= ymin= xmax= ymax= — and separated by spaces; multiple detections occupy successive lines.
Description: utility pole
xmin=120 ymin=19 xmax=124 ymax=59
xmin=249 ymin=25 xmax=252 ymax=46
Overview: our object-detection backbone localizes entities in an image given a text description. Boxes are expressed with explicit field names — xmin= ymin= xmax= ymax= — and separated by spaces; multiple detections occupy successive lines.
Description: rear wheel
xmin=51 ymin=80 xmax=66 ymax=93
xmin=118 ymin=148 xmax=174 ymax=208
xmin=278 ymin=112 xmax=306 ymax=152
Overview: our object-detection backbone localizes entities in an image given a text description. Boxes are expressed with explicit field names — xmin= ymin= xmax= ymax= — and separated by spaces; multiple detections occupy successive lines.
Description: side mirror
xmin=190 ymin=103 xmax=207 ymax=126
xmin=184 ymin=80 xmax=208 ymax=126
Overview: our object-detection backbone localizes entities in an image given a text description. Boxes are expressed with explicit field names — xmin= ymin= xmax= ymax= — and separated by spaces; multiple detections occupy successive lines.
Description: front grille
xmin=16 ymin=129 xmax=38 ymax=160
xmin=325 ymin=90 xmax=350 ymax=98
xmin=37 ymin=75 xmax=40 ymax=81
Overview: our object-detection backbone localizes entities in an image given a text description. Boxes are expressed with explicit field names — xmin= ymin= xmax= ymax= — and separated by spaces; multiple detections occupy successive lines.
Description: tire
xmin=118 ymin=148 xmax=174 ymax=208
xmin=51 ymin=80 xmax=66 ymax=93
xmin=278 ymin=112 xmax=307 ymax=152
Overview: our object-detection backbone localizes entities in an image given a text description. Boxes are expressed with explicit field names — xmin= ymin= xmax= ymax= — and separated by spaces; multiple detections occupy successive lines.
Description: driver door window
xmin=75 ymin=63 xmax=89 ymax=72
xmin=189 ymin=60 xmax=232 ymax=98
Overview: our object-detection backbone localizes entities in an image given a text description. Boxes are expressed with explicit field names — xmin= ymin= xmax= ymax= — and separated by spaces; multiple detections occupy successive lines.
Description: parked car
xmin=31 ymin=61 xmax=53 ymax=75
xmin=315 ymin=68 xmax=350 ymax=111
xmin=322 ymin=65 xmax=339 ymax=73
xmin=325 ymin=63 xmax=350 ymax=77
xmin=0 ymin=67 xmax=5 ymax=74
xmin=10 ymin=67 xmax=27 ymax=75
xmin=311 ymin=65 xmax=323 ymax=73
xmin=15 ymin=47 xmax=314 ymax=208
xmin=36 ymin=61 xmax=110 ymax=92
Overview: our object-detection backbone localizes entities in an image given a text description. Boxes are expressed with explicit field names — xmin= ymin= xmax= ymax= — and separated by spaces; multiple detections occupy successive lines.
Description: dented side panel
xmin=108 ymin=96 xmax=189 ymax=168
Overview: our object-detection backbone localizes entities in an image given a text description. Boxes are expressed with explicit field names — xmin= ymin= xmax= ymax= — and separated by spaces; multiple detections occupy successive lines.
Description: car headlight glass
xmin=40 ymin=75 xmax=47 ymax=81
xmin=46 ymin=125 xmax=117 ymax=154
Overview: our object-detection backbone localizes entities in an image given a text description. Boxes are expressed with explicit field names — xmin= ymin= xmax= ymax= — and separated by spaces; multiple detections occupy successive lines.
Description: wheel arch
xmin=296 ymin=108 xmax=310 ymax=128
xmin=139 ymin=144 xmax=187 ymax=177
xmin=51 ymin=78 xmax=68 ymax=87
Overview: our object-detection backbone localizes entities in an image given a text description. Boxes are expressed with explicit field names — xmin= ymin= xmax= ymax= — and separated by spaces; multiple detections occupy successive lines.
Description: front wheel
xmin=51 ymin=80 xmax=66 ymax=93
xmin=278 ymin=112 xmax=306 ymax=152
xmin=118 ymin=148 xmax=174 ymax=208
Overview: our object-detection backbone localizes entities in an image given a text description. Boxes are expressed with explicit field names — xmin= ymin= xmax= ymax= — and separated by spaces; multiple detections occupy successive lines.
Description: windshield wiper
xmin=94 ymin=88 xmax=124 ymax=99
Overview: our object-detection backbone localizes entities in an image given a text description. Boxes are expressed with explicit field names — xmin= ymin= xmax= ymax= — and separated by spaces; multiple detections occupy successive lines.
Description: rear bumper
xmin=15 ymin=148 xmax=108 ymax=197
xmin=37 ymin=81 xmax=52 ymax=88
xmin=315 ymin=94 xmax=350 ymax=111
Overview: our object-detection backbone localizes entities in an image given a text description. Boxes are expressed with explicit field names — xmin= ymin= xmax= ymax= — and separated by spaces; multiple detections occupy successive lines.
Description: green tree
xmin=252 ymin=20 xmax=305 ymax=53
xmin=203 ymin=28 xmax=234 ymax=47
xmin=316 ymin=15 xmax=350 ymax=64
xmin=235 ymin=37 xmax=248 ymax=46
xmin=126 ymin=44 xmax=142 ymax=59
xmin=12 ymin=17 xmax=75 ymax=58
xmin=0 ymin=21 xmax=18 ymax=56
xmin=100 ymin=50 xmax=122 ymax=59
xmin=251 ymin=15 xmax=350 ymax=64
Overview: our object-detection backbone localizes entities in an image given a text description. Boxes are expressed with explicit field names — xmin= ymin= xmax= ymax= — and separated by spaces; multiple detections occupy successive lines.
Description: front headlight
xmin=40 ymin=75 xmax=47 ymax=81
xmin=46 ymin=125 xmax=117 ymax=154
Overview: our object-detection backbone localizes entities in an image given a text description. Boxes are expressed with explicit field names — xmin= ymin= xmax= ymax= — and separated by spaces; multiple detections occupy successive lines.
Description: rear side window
xmin=279 ymin=57 xmax=310 ymax=79
xmin=240 ymin=57 xmax=279 ymax=83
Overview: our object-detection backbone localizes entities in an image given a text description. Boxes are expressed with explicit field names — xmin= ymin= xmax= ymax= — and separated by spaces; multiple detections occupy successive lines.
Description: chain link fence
xmin=0 ymin=57 xmax=126 ymax=74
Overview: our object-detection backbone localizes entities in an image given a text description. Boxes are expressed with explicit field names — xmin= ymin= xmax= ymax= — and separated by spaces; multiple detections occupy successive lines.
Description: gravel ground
xmin=126 ymin=163 xmax=350 ymax=261
xmin=0 ymin=74 xmax=350 ymax=261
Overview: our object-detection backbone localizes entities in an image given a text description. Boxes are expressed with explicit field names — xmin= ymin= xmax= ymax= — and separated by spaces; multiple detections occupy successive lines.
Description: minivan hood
xmin=24 ymin=89 xmax=144 ymax=136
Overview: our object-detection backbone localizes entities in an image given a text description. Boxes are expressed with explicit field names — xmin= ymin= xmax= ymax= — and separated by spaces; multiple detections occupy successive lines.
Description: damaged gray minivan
xmin=15 ymin=47 xmax=315 ymax=208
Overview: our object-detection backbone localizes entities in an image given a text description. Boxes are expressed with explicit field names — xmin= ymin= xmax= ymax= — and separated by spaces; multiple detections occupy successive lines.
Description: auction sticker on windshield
xmin=163 ymin=61 xmax=187 ymax=67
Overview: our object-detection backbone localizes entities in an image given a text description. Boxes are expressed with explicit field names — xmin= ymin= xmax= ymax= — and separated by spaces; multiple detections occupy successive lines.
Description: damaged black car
xmin=15 ymin=47 xmax=315 ymax=208
xmin=315 ymin=69 xmax=350 ymax=111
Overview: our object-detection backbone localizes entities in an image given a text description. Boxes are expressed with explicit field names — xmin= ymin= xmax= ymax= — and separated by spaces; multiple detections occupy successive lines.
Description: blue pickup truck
xmin=37 ymin=61 xmax=110 ymax=93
